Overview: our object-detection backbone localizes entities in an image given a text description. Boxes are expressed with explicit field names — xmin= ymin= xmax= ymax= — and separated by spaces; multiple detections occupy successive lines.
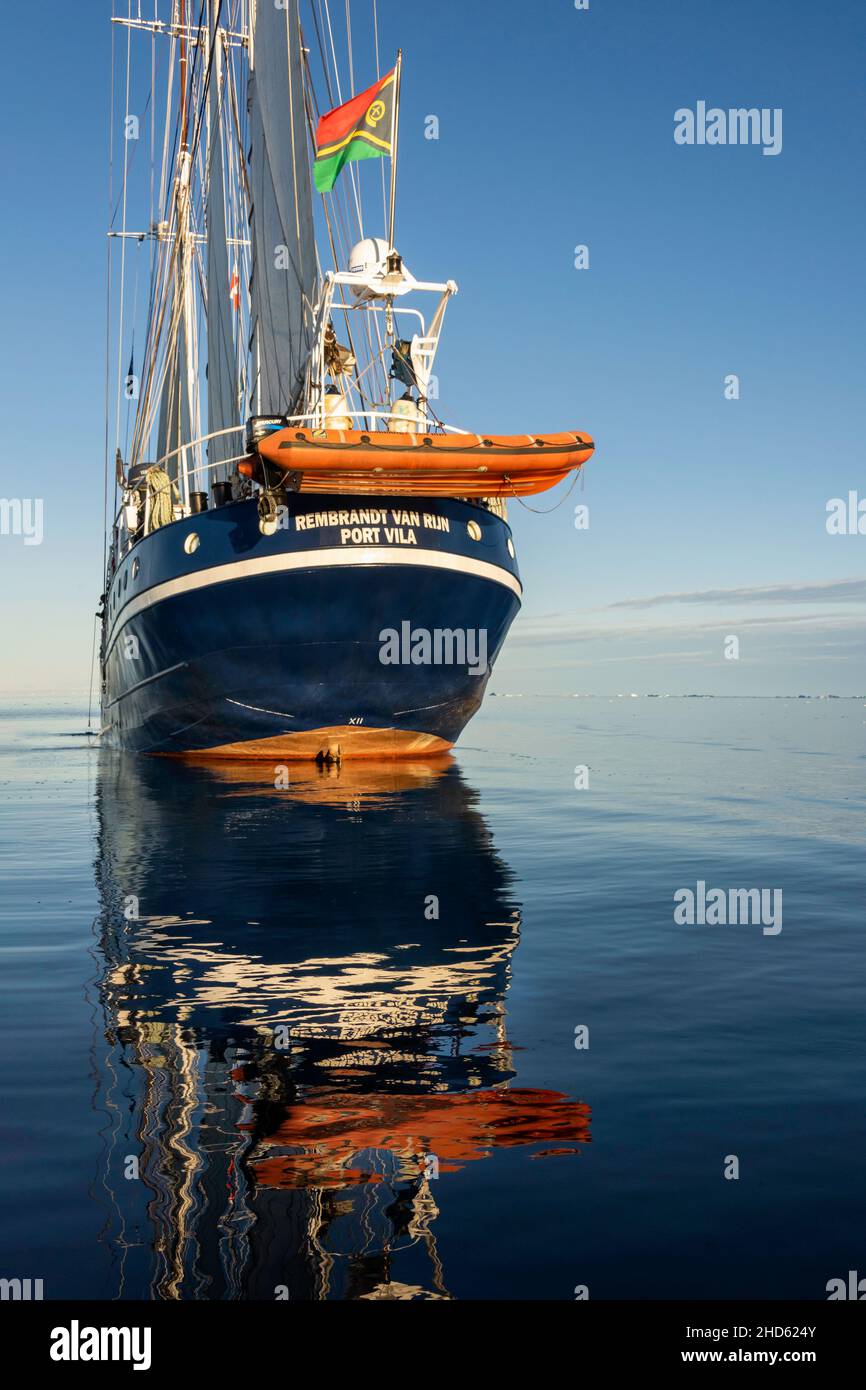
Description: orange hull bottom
xmin=154 ymin=723 xmax=453 ymax=762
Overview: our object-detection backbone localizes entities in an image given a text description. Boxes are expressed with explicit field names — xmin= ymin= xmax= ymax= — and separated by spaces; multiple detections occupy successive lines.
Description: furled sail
xmin=156 ymin=306 xmax=191 ymax=474
xmin=206 ymin=28 xmax=238 ymax=474
xmin=248 ymin=0 xmax=318 ymax=416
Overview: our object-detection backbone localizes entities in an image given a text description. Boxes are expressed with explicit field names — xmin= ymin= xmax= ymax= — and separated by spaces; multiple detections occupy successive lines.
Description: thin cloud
xmin=510 ymin=610 xmax=866 ymax=646
xmin=609 ymin=578 xmax=866 ymax=610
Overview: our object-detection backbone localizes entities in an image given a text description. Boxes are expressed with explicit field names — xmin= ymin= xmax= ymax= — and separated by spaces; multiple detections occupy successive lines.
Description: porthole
xmin=467 ymin=520 xmax=482 ymax=542
xmin=507 ymin=538 xmax=516 ymax=559
xmin=131 ymin=558 xmax=140 ymax=579
xmin=184 ymin=532 xmax=200 ymax=555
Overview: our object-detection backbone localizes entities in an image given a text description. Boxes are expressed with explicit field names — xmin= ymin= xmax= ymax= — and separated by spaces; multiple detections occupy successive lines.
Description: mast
xmin=177 ymin=0 xmax=199 ymax=502
xmin=179 ymin=0 xmax=189 ymax=151
xmin=205 ymin=13 xmax=237 ymax=477
xmin=153 ymin=0 xmax=200 ymax=506
xmin=387 ymin=49 xmax=402 ymax=252
xmin=108 ymin=0 xmax=419 ymax=548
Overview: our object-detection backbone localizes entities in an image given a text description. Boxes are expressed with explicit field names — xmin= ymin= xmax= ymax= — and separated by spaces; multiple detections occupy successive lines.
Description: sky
xmin=0 ymin=0 xmax=864 ymax=696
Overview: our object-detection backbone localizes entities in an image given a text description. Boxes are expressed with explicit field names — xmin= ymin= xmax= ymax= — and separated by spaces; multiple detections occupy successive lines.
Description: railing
xmin=148 ymin=411 xmax=470 ymax=505
xmin=108 ymin=410 xmax=493 ymax=579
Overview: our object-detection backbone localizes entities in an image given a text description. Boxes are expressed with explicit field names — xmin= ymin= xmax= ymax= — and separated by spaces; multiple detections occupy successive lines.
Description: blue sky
xmin=1 ymin=0 xmax=864 ymax=695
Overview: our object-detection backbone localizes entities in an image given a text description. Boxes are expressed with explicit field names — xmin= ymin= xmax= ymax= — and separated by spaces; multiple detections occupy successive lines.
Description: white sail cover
xmin=206 ymin=30 xmax=237 ymax=473
xmin=248 ymin=0 xmax=318 ymax=416
xmin=156 ymin=307 xmax=191 ymax=471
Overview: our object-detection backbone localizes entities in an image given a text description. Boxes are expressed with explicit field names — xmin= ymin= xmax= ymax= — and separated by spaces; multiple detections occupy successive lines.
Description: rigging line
xmin=305 ymin=37 xmax=387 ymax=403
xmin=345 ymin=0 xmax=354 ymax=96
xmin=156 ymin=1 xmax=205 ymax=227
xmin=134 ymin=224 xmax=186 ymax=461
xmin=222 ymin=55 xmax=250 ymax=418
xmin=320 ymin=0 xmax=364 ymax=234
xmin=103 ymin=4 xmax=118 ymax=585
xmin=157 ymin=22 xmax=179 ymax=226
xmin=123 ymin=245 xmax=143 ymax=457
xmin=179 ymin=0 xmax=211 ymax=474
xmin=133 ymin=235 xmax=175 ymax=461
xmin=184 ymin=0 xmax=224 ymax=170
xmin=87 ymin=614 xmax=99 ymax=734
xmin=326 ymin=207 xmax=380 ymax=395
xmin=219 ymin=30 xmax=238 ymax=389
xmin=224 ymin=54 xmax=253 ymax=418
xmin=206 ymin=30 xmax=239 ymax=446
xmin=222 ymin=34 xmax=251 ymax=208
xmin=192 ymin=255 xmax=208 ymax=489
xmin=131 ymin=201 xmax=181 ymax=459
xmin=372 ymin=0 xmax=386 ymax=229
xmin=307 ymin=64 xmax=388 ymax=410
xmin=309 ymin=0 xmax=335 ymax=110
xmin=310 ymin=7 xmax=340 ymax=147
xmin=179 ymin=0 xmax=190 ymax=149
xmin=283 ymin=0 xmax=303 ymax=253
xmin=509 ymin=467 xmax=583 ymax=514
xmin=109 ymin=90 xmax=152 ymax=229
xmin=138 ymin=0 xmax=209 ymax=464
xmin=307 ymin=0 xmax=370 ymax=324
xmin=132 ymin=14 xmax=179 ymax=459
xmin=301 ymin=58 xmax=369 ymax=421
xmin=341 ymin=0 xmax=368 ymax=238
xmin=113 ymin=1 xmax=134 ymax=459
xmin=169 ymin=4 xmax=208 ymax=199
xmin=148 ymin=0 xmax=157 ymax=330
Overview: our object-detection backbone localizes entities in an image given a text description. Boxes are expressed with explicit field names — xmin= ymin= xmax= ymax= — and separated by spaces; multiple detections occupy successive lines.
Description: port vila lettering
xmin=295 ymin=508 xmax=450 ymax=547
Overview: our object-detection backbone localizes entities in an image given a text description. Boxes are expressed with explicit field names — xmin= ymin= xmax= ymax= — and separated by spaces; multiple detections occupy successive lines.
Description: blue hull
xmin=101 ymin=494 xmax=521 ymax=755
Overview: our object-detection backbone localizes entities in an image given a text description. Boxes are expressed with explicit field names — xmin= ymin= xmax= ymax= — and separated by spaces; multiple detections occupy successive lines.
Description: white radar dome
xmin=347 ymin=237 xmax=390 ymax=293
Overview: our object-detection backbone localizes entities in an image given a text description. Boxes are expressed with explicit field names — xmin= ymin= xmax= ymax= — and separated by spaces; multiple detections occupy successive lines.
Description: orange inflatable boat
xmin=244 ymin=426 xmax=595 ymax=498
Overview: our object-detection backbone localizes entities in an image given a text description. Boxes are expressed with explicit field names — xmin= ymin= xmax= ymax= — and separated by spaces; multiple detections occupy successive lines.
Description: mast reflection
xmin=93 ymin=754 xmax=589 ymax=1299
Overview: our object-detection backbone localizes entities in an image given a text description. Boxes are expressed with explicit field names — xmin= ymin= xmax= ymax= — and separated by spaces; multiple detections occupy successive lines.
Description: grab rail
xmin=108 ymin=411 xmax=474 ymax=574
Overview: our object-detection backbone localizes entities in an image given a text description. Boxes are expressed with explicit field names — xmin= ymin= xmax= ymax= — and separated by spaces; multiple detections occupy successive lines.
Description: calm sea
xmin=0 ymin=695 xmax=864 ymax=1301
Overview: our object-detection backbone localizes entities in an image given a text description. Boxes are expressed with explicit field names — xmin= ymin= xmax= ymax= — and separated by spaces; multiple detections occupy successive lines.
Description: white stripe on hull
xmin=105 ymin=545 xmax=522 ymax=657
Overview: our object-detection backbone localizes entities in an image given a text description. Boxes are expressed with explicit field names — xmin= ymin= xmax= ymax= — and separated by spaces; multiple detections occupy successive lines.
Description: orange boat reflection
xmin=249 ymin=1086 xmax=591 ymax=1190
xmin=176 ymin=753 xmax=454 ymax=806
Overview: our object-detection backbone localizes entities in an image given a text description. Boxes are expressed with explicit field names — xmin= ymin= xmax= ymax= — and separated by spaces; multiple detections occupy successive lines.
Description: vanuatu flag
xmin=314 ymin=68 xmax=396 ymax=193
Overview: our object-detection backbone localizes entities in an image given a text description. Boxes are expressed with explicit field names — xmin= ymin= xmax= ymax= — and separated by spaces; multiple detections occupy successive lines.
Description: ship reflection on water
xmin=93 ymin=754 xmax=590 ymax=1300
